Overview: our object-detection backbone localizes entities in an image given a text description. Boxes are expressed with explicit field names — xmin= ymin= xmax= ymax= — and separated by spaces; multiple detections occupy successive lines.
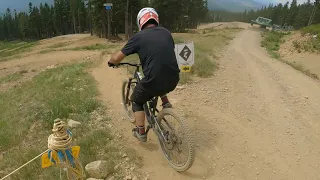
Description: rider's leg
xmin=134 ymin=110 xmax=145 ymax=134
xmin=160 ymin=94 xmax=173 ymax=108
xmin=132 ymin=102 xmax=147 ymax=142
xmin=130 ymin=82 xmax=150 ymax=142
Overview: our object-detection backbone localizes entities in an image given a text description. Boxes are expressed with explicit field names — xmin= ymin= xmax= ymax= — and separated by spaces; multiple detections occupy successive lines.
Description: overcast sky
xmin=277 ymin=0 xmax=309 ymax=3
xmin=0 ymin=0 xmax=313 ymax=13
xmin=0 ymin=0 xmax=51 ymax=12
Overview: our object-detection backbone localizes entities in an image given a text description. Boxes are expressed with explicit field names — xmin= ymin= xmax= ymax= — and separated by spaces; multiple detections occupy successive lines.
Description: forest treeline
xmin=0 ymin=0 xmax=207 ymax=41
xmin=1 ymin=0 xmax=319 ymax=41
xmin=207 ymin=0 xmax=320 ymax=29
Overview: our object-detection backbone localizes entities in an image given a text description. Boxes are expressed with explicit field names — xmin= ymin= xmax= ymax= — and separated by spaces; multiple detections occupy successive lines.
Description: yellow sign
xmin=41 ymin=146 xmax=80 ymax=168
xmin=72 ymin=146 xmax=80 ymax=158
xmin=180 ymin=65 xmax=191 ymax=72
xmin=41 ymin=151 xmax=58 ymax=168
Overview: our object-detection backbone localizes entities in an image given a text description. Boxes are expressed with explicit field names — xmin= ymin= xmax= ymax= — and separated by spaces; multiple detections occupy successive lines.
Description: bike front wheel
xmin=121 ymin=80 xmax=136 ymax=123
xmin=156 ymin=108 xmax=195 ymax=172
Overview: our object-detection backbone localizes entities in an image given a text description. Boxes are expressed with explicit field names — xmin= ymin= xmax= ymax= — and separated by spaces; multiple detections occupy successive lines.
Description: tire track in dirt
xmin=92 ymin=27 xmax=320 ymax=180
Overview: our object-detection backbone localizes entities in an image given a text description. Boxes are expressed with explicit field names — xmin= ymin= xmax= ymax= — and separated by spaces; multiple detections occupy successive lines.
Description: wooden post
xmin=102 ymin=5 xmax=107 ymax=38
xmin=129 ymin=6 xmax=133 ymax=38
xmin=78 ymin=9 xmax=81 ymax=33
xmin=107 ymin=10 xmax=111 ymax=39
xmin=89 ymin=2 xmax=93 ymax=35
xmin=103 ymin=2 xmax=112 ymax=39
xmin=125 ymin=0 xmax=129 ymax=40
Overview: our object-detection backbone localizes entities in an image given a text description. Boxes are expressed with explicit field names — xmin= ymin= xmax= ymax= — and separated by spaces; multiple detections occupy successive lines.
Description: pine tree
xmin=4 ymin=8 xmax=13 ymax=40
xmin=295 ymin=2 xmax=313 ymax=28
xmin=90 ymin=0 xmax=106 ymax=37
xmin=70 ymin=0 xmax=79 ymax=33
xmin=0 ymin=17 xmax=4 ymax=41
xmin=311 ymin=0 xmax=320 ymax=24
xmin=18 ymin=12 xmax=29 ymax=40
xmin=271 ymin=4 xmax=283 ymax=25
xmin=287 ymin=0 xmax=298 ymax=25
xmin=78 ymin=0 xmax=87 ymax=33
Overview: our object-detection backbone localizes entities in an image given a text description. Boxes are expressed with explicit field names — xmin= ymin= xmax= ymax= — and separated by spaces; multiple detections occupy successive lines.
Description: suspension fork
xmin=144 ymin=98 xmax=170 ymax=142
xmin=144 ymin=99 xmax=158 ymax=134
xmin=145 ymin=114 xmax=167 ymax=142
xmin=154 ymin=116 xmax=171 ymax=143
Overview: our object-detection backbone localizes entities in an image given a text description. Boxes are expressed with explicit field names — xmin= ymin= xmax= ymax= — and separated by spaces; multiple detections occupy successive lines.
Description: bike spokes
xmin=122 ymin=80 xmax=136 ymax=122
xmin=157 ymin=113 xmax=192 ymax=169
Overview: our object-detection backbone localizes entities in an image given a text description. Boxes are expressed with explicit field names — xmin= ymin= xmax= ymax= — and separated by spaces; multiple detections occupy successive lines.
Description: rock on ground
xmin=85 ymin=160 xmax=112 ymax=179
xmin=67 ymin=119 xmax=82 ymax=128
xmin=107 ymin=176 xmax=115 ymax=180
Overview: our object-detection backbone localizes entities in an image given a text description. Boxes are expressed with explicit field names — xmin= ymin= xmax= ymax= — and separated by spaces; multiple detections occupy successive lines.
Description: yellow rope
xmin=0 ymin=150 xmax=49 ymax=180
xmin=48 ymin=119 xmax=72 ymax=150
xmin=0 ymin=119 xmax=84 ymax=180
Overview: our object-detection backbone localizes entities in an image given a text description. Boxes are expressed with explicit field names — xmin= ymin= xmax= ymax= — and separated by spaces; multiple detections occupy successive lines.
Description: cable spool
xmin=0 ymin=119 xmax=85 ymax=180
xmin=48 ymin=119 xmax=72 ymax=150
xmin=44 ymin=119 xmax=85 ymax=180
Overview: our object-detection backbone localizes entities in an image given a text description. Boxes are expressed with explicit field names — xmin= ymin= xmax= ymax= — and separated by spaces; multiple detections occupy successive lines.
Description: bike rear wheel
xmin=121 ymin=80 xmax=136 ymax=123
xmin=156 ymin=108 xmax=195 ymax=172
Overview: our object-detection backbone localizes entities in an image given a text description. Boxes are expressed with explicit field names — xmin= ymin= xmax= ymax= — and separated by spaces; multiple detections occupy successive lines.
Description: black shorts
xmin=131 ymin=78 xmax=178 ymax=111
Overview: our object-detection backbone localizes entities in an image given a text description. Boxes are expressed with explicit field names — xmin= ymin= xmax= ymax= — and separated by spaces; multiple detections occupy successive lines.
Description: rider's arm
xmin=109 ymin=51 xmax=126 ymax=65
xmin=108 ymin=34 xmax=140 ymax=65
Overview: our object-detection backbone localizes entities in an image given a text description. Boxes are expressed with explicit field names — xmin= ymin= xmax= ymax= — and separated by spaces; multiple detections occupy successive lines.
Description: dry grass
xmin=0 ymin=72 xmax=24 ymax=83
xmin=173 ymin=28 xmax=241 ymax=84
xmin=68 ymin=43 xmax=119 ymax=51
xmin=38 ymin=43 xmax=121 ymax=55
xmin=0 ymin=41 xmax=38 ymax=61
xmin=261 ymin=31 xmax=289 ymax=59
xmin=261 ymin=31 xmax=319 ymax=80
xmin=0 ymin=62 xmax=136 ymax=179
xmin=47 ymin=42 xmax=71 ymax=49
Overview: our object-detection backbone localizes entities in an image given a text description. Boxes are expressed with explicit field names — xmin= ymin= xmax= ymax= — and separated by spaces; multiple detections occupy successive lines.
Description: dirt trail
xmin=92 ymin=26 xmax=320 ymax=180
xmin=198 ymin=22 xmax=249 ymax=29
xmin=0 ymin=34 xmax=101 ymax=78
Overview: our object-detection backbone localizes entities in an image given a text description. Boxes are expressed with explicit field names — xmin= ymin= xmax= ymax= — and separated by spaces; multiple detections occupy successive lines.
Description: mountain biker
xmin=108 ymin=7 xmax=180 ymax=142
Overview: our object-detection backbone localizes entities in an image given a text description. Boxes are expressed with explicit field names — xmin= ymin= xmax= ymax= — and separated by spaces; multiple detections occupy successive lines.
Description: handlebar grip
xmin=108 ymin=61 xmax=116 ymax=67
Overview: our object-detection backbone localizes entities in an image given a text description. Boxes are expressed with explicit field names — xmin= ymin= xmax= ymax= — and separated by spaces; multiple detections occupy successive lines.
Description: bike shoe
xmin=132 ymin=128 xmax=147 ymax=142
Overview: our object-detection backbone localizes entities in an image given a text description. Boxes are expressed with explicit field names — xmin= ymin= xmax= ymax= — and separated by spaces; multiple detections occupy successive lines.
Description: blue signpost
xmin=103 ymin=3 xmax=113 ymax=39
xmin=104 ymin=3 xmax=113 ymax=10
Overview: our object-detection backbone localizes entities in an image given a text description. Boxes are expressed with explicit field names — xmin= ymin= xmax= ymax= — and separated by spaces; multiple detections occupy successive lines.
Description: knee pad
xmin=132 ymin=102 xmax=144 ymax=112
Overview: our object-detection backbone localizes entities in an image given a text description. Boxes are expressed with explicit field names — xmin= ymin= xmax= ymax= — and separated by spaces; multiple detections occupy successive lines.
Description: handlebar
xmin=108 ymin=62 xmax=141 ymax=68
xmin=118 ymin=63 xmax=141 ymax=67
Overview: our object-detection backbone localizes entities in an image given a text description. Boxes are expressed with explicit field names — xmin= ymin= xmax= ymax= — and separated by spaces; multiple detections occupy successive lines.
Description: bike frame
xmin=116 ymin=62 xmax=195 ymax=172
xmin=121 ymin=63 xmax=169 ymax=141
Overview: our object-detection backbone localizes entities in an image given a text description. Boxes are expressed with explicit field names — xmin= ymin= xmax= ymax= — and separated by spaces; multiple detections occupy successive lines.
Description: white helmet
xmin=136 ymin=7 xmax=159 ymax=31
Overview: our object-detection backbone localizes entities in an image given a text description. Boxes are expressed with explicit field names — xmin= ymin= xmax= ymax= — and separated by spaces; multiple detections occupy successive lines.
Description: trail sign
xmin=41 ymin=146 xmax=81 ymax=168
xmin=175 ymin=42 xmax=194 ymax=71
xmin=180 ymin=65 xmax=191 ymax=72
xmin=104 ymin=3 xmax=113 ymax=10
xmin=179 ymin=45 xmax=192 ymax=61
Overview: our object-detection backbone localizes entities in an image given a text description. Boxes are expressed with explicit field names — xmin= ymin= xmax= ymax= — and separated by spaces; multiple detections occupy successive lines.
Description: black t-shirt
xmin=121 ymin=26 xmax=180 ymax=90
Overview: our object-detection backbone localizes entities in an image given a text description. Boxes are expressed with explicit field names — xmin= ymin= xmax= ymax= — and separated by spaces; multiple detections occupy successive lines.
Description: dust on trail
xmin=198 ymin=22 xmax=249 ymax=30
xmin=92 ymin=24 xmax=320 ymax=180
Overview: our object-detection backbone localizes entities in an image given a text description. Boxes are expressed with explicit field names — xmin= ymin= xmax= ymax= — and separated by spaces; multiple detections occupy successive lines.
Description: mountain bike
xmin=112 ymin=62 xmax=195 ymax=172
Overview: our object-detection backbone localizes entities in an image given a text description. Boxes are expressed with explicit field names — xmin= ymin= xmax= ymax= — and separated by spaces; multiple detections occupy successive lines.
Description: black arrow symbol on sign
xmin=183 ymin=66 xmax=190 ymax=71
xmin=179 ymin=45 xmax=191 ymax=61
